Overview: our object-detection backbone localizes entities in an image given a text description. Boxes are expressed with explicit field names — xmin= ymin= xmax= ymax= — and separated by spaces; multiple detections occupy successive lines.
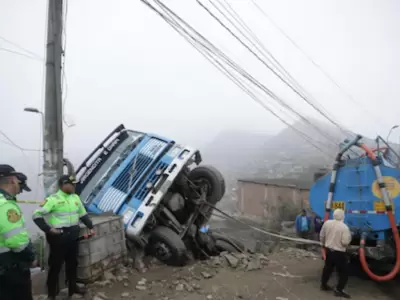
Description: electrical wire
xmin=61 ymin=0 xmax=71 ymax=128
xmin=249 ymin=0 xmax=389 ymax=130
xmin=141 ymin=0 xmax=334 ymax=159
xmin=197 ymin=0 xmax=350 ymax=141
xmin=0 ymin=47 xmax=43 ymax=62
xmin=0 ymin=35 xmax=43 ymax=60
xmin=154 ymin=0 xmax=336 ymax=156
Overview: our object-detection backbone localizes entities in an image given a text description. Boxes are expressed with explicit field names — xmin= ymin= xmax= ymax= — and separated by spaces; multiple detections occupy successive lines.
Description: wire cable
xmin=201 ymin=0 xmax=344 ymax=147
xmin=0 ymin=35 xmax=43 ymax=60
xmin=141 ymin=0 xmax=335 ymax=159
xmin=250 ymin=0 xmax=389 ymax=129
xmin=197 ymin=0 xmax=349 ymax=139
xmin=0 ymin=47 xmax=43 ymax=62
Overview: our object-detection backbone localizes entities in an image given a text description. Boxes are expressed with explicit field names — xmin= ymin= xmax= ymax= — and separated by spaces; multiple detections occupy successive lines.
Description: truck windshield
xmin=78 ymin=130 xmax=143 ymax=204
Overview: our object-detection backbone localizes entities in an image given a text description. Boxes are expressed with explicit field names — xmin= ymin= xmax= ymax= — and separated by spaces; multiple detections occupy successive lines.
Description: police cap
xmin=0 ymin=164 xmax=31 ymax=192
xmin=58 ymin=175 xmax=78 ymax=187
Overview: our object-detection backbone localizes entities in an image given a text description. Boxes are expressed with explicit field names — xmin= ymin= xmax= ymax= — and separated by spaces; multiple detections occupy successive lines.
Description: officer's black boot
xmin=334 ymin=288 xmax=351 ymax=298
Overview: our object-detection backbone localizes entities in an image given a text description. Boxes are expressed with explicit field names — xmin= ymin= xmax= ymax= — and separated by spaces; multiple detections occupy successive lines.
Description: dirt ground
xmin=34 ymin=248 xmax=399 ymax=300
xmin=33 ymin=218 xmax=400 ymax=300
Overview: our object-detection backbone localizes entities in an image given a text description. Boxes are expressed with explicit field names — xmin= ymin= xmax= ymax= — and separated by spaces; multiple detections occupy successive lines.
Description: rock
xmin=201 ymin=271 xmax=213 ymax=279
xmin=93 ymin=280 xmax=112 ymax=287
xmin=276 ymin=297 xmax=289 ymax=300
xmin=224 ymin=253 xmax=239 ymax=268
xmin=206 ymin=295 xmax=213 ymax=299
xmin=124 ymin=282 xmax=129 ymax=287
xmin=137 ymin=278 xmax=147 ymax=285
xmin=183 ymin=282 xmax=194 ymax=292
xmin=246 ymin=256 xmax=262 ymax=271
xmin=95 ymin=292 xmax=108 ymax=299
xmin=192 ymin=283 xmax=201 ymax=290
xmin=33 ymin=295 xmax=47 ymax=300
xmin=103 ymin=270 xmax=116 ymax=282
xmin=175 ymin=283 xmax=184 ymax=291
xmin=136 ymin=285 xmax=147 ymax=291
xmin=116 ymin=275 xmax=128 ymax=282
xmin=121 ymin=292 xmax=131 ymax=298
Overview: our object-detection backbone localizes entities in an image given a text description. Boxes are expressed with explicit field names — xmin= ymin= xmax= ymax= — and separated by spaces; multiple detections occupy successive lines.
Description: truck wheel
xmin=212 ymin=232 xmax=246 ymax=253
xmin=215 ymin=240 xmax=240 ymax=253
xmin=188 ymin=165 xmax=225 ymax=204
xmin=188 ymin=165 xmax=226 ymax=225
xmin=147 ymin=226 xmax=188 ymax=266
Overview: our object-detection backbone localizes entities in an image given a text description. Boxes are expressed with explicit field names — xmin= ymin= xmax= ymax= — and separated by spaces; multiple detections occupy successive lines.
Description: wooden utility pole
xmin=43 ymin=0 xmax=64 ymax=196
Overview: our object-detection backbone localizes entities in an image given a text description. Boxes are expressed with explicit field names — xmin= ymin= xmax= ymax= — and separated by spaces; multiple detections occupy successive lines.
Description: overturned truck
xmin=74 ymin=124 xmax=243 ymax=266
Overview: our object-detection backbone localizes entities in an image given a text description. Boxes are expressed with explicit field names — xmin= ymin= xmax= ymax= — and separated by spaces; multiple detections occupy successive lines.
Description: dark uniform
xmin=32 ymin=175 xmax=94 ymax=300
xmin=0 ymin=165 xmax=35 ymax=300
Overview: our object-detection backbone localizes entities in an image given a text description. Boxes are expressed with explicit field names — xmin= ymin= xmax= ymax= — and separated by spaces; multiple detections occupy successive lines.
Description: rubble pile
xmin=279 ymin=247 xmax=319 ymax=259
xmin=33 ymin=251 xmax=270 ymax=300
xmin=206 ymin=251 xmax=269 ymax=271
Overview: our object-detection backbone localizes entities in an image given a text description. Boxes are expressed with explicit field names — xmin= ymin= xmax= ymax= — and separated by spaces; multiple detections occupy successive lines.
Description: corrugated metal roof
xmin=238 ymin=177 xmax=312 ymax=190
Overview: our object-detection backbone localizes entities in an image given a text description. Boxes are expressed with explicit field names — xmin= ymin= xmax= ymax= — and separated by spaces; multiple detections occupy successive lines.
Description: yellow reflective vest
xmin=33 ymin=190 xmax=87 ymax=228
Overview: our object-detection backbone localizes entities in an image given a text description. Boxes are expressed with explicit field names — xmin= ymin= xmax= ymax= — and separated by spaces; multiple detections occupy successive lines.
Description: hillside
xmin=202 ymin=119 xmax=394 ymax=213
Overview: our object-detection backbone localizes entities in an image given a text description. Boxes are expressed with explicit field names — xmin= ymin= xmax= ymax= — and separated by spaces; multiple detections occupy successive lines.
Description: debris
xmin=223 ymin=253 xmax=239 ymax=267
xmin=93 ymin=292 xmax=108 ymax=300
xmin=276 ymin=297 xmax=288 ymax=300
xmin=121 ymin=292 xmax=131 ymax=298
xmin=103 ymin=271 xmax=116 ymax=282
xmin=246 ymin=256 xmax=262 ymax=271
xmin=201 ymin=271 xmax=213 ymax=279
xmin=136 ymin=285 xmax=147 ymax=291
xmin=137 ymin=278 xmax=147 ymax=285
xmin=206 ymin=295 xmax=213 ymax=299
xmin=93 ymin=280 xmax=113 ymax=287
xmin=175 ymin=283 xmax=185 ymax=291
xmin=272 ymin=271 xmax=300 ymax=278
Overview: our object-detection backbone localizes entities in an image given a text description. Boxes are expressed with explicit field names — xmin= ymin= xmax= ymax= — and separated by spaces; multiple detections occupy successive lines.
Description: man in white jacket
xmin=320 ymin=208 xmax=352 ymax=298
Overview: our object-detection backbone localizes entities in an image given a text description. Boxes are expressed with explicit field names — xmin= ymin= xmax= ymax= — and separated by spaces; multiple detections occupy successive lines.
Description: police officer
xmin=32 ymin=175 xmax=94 ymax=300
xmin=0 ymin=164 xmax=36 ymax=300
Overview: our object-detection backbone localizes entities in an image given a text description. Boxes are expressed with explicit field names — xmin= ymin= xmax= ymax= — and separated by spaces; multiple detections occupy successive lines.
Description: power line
xmin=249 ymin=0 xmax=389 ymax=129
xmin=0 ymin=130 xmax=41 ymax=152
xmin=0 ymin=47 xmax=43 ymax=62
xmin=141 ymin=0 xmax=335 ymax=159
xmin=199 ymin=0 xmax=344 ymax=148
xmin=61 ymin=0 xmax=71 ymax=128
xmin=197 ymin=0 xmax=350 ymax=140
xmin=0 ymin=35 xmax=43 ymax=60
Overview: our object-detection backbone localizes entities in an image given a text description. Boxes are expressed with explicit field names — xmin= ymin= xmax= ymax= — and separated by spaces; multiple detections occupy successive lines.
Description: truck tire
xmin=212 ymin=232 xmax=246 ymax=253
xmin=147 ymin=226 xmax=188 ymax=266
xmin=215 ymin=240 xmax=240 ymax=253
xmin=188 ymin=165 xmax=226 ymax=204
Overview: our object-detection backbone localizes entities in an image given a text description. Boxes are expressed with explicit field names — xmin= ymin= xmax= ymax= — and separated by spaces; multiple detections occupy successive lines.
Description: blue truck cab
xmin=75 ymin=124 xmax=227 ymax=265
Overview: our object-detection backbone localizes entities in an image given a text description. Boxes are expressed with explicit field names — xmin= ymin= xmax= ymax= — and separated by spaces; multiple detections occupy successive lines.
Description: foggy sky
xmin=1 ymin=0 xmax=399 ymax=206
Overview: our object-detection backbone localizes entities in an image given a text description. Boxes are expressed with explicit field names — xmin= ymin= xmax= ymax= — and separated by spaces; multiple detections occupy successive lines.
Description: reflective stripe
xmin=51 ymin=211 xmax=78 ymax=217
xmin=79 ymin=212 xmax=87 ymax=218
xmin=3 ymin=226 xmax=26 ymax=239
xmin=32 ymin=208 xmax=50 ymax=219
xmin=10 ymin=243 xmax=28 ymax=252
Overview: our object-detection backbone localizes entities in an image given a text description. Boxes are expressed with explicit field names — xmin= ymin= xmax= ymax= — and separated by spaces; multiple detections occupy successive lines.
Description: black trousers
xmin=0 ymin=268 xmax=33 ymax=300
xmin=321 ymin=249 xmax=349 ymax=291
xmin=46 ymin=226 xmax=80 ymax=297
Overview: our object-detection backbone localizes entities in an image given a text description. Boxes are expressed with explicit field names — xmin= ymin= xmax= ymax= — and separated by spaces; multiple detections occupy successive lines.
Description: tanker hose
xmin=359 ymin=210 xmax=400 ymax=281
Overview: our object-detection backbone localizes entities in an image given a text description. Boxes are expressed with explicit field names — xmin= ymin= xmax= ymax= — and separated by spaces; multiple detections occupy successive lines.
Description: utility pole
xmin=43 ymin=0 xmax=64 ymax=196
xmin=43 ymin=0 xmax=65 ymax=292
